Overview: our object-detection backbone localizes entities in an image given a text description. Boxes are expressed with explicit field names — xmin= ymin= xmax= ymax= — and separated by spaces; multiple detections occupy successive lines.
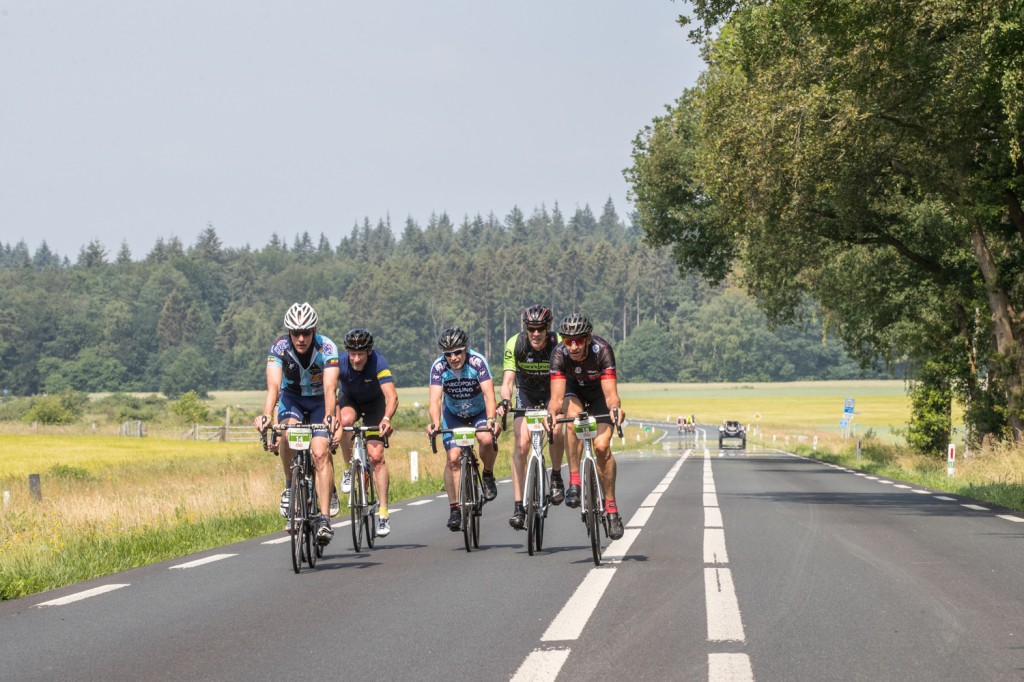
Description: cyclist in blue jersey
xmin=426 ymin=327 xmax=502 ymax=532
xmin=333 ymin=328 xmax=398 ymax=537
xmin=254 ymin=302 xmax=340 ymax=545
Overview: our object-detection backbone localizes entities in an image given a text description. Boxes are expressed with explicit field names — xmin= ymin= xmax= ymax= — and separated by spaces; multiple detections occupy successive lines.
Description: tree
xmin=617 ymin=321 xmax=681 ymax=382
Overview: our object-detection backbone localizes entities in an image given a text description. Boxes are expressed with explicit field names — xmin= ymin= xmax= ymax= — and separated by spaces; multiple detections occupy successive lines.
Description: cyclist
xmin=253 ymin=302 xmax=340 ymax=545
xmin=426 ymin=326 xmax=502 ymax=532
xmin=546 ymin=313 xmax=626 ymax=540
xmin=333 ymin=328 xmax=398 ymax=537
xmin=496 ymin=304 xmax=566 ymax=531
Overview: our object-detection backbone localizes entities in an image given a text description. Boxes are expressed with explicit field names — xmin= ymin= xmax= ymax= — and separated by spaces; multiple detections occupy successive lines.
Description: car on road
xmin=719 ymin=420 xmax=746 ymax=449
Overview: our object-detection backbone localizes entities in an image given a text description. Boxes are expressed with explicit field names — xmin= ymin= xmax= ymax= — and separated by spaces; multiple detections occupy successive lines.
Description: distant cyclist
xmin=333 ymin=328 xmax=398 ymax=537
xmin=547 ymin=313 xmax=626 ymax=540
xmin=253 ymin=302 xmax=340 ymax=545
xmin=496 ymin=304 xmax=566 ymax=530
xmin=426 ymin=327 xmax=502 ymax=532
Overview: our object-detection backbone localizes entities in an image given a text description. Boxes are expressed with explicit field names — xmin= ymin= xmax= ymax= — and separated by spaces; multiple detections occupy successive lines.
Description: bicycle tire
xmin=460 ymin=453 xmax=473 ymax=552
xmin=350 ymin=460 xmax=364 ymax=552
xmin=364 ymin=465 xmax=377 ymax=549
xmin=535 ymin=463 xmax=547 ymax=551
xmin=471 ymin=465 xmax=481 ymax=549
xmin=526 ymin=456 xmax=540 ymax=556
xmin=289 ymin=472 xmax=304 ymax=574
xmin=583 ymin=456 xmax=602 ymax=566
xmin=306 ymin=475 xmax=319 ymax=567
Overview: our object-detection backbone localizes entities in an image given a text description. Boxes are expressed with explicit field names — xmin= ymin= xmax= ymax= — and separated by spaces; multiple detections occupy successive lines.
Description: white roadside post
xmin=947 ymin=443 xmax=955 ymax=477
xmin=410 ymin=450 xmax=419 ymax=482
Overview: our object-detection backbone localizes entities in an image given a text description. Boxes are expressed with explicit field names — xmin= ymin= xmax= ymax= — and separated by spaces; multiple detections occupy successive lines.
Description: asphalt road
xmin=4 ymin=425 xmax=1024 ymax=681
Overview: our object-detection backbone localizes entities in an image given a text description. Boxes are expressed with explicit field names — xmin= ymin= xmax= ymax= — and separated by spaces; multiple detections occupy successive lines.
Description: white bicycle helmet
xmin=283 ymin=302 xmax=318 ymax=330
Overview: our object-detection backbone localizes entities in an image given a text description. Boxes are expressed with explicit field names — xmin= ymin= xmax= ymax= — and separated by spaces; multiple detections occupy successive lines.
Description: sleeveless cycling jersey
xmin=429 ymin=349 xmax=493 ymax=419
xmin=267 ymin=333 xmax=340 ymax=397
xmin=338 ymin=350 xmax=394 ymax=404
xmin=502 ymin=331 xmax=558 ymax=392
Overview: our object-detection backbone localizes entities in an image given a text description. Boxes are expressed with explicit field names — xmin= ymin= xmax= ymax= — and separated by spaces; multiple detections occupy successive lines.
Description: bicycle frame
xmin=431 ymin=424 xmax=496 ymax=552
xmin=343 ymin=424 xmax=382 ymax=551
xmin=519 ymin=409 xmax=551 ymax=555
xmin=271 ymin=422 xmax=328 ymax=573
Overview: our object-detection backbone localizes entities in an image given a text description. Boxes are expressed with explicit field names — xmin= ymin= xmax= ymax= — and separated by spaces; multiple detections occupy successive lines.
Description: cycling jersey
xmin=549 ymin=334 xmax=617 ymax=391
xmin=502 ymin=331 xmax=558 ymax=392
xmin=338 ymin=350 xmax=394 ymax=404
xmin=429 ymin=349 xmax=493 ymax=419
xmin=267 ymin=333 xmax=340 ymax=397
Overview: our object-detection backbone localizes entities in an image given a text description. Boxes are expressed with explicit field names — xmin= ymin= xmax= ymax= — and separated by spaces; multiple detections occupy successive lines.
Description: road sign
xmin=947 ymin=443 xmax=955 ymax=477
xmin=843 ymin=398 xmax=855 ymax=415
xmin=839 ymin=419 xmax=849 ymax=428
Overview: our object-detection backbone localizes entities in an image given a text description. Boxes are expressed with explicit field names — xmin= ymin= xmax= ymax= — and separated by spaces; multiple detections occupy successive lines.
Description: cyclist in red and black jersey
xmin=547 ymin=313 xmax=626 ymax=540
xmin=496 ymin=305 xmax=567 ymax=531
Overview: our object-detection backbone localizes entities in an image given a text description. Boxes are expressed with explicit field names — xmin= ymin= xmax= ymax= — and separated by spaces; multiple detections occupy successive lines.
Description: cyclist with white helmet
xmin=333 ymin=328 xmax=398 ymax=538
xmin=547 ymin=313 xmax=627 ymax=540
xmin=496 ymin=304 xmax=566 ymax=531
xmin=426 ymin=327 xmax=502 ymax=532
xmin=254 ymin=302 xmax=340 ymax=545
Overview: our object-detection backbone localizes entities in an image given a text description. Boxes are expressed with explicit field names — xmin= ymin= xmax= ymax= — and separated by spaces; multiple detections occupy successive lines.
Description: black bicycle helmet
xmin=558 ymin=313 xmax=592 ymax=337
xmin=284 ymin=302 xmax=318 ymax=330
xmin=437 ymin=326 xmax=468 ymax=351
xmin=344 ymin=328 xmax=374 ymax=351
xmin=522 ymin=304 xmax=553 ymax=327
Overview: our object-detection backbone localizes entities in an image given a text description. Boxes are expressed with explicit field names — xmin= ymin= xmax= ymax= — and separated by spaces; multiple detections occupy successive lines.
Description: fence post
xmin=28 ymin=474 xmax=41 ymax=501
xmin=410 ymin=450 xmax=419 ymax=482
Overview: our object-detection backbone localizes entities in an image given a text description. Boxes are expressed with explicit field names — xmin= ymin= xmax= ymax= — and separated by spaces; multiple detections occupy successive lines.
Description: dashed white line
xmin=934 ymin=496 xmax=957 ymax=501
xmin=709 ymin=652 xmax=754 ymax=681
xmin=511 ymin=648 xmax=572 ymax=682
xmin=704 ymin=528 xmax=729 ymax=564
xmin=997 ymin=514 xmax=1024 ymax=523
xmin=407 ymin=499 xmax=432 ymax=506
xmin=705 ymin=507 xmax=724 ymax=528
xmin=36 ymin=584 xmax=129 ymax=607
xmin=705 ymin=568 xmax=746 ymax=642
xmin=170 ymin=554 xmax=236 ymax=569
xmin=962 ymin=504 xmax=989 ymax=511
xmin=541 ymin=567 xmax=617 ymax=641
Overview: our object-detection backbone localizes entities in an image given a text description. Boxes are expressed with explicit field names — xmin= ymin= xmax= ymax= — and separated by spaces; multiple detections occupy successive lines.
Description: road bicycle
xmin=554 ymin=410 xmax=623 ymax=566
xmin=503 ymin=408 xmax=552 ymax=556
xmin=342 ymin=424 xmax=385 ymax=552
xmin=264 ymin=422 xmax=329 ymax=573
xmin=431 ymin=425 xmax=497 ymax=552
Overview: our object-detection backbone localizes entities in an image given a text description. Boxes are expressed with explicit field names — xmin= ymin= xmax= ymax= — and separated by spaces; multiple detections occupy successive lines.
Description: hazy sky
xmin=0 ymin=2 xmax=703 ymax=259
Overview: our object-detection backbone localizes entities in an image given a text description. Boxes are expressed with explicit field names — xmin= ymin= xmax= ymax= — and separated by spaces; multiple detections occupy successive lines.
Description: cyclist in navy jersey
xmin=547 ymin=313 xmax=626 ymax=540
xmin=254 ymin=302 xmax=340 ymax=544
xmin=426 ymin=327 xmax=502 ymax=532
xmin=496 ymin=304 xmax=567 ymax=530
xmin=333 ymin=328 xmax=398 ymax=537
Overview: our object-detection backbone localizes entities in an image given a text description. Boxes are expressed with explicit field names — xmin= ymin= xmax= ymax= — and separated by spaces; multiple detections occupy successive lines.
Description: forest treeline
xmin=0 ymin=200 xmax=886 ymax=398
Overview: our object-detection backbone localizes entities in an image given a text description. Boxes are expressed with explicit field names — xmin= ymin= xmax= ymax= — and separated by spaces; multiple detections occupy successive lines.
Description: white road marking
xmin=510 ymin=648 xmax=572 ymax=682
xmin=641 ymin=492 xmax=662 ymax=507
xmin=407 ymin=499 xmax=432 ymax=506
xmin=866 ymin=476 xmax=879 ymax=480
xmin=934 ymin=496 xmax=957 ymax=501
xmin=911 ymin=489 xmax=930 ymax=495
xmin=36 ymin=584 xmax=129 ymax=607
xmin=704 ymin=493 xmax=718 ymax=507
xmin=894 ymin=484 xmax=912 ymax=489
xmin=704 ymin=484 xmax=717 ymax=493
xmin=705 ymin=507 xmax=724 ymax=528
xmin=541 ymin=567 xmax=617 ymax=641
xmin=705 ymin=568 xmax=746 ymax=642
xmin=653 ymin=483 xmax=669 ymax=493
xmin=962 ymin=504 xmax=989 ymax=511
xmin=704 ymin=528 xmax=729 ymax=564
xmin=709 ymin=653 xmax=754 ymax=682
xmin=627 ymin=506 xmax=653 ymax=527
xmin=170 ymin=554 xmax=236 ymax=569
xmin=998 ymin=514 xmax=1024 ymax=523
xmin=603 ymin=528 xmax=642 ymax=563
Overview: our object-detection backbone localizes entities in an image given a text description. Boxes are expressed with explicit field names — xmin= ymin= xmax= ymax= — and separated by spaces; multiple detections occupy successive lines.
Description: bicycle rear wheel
xmin=526 ymin=456 xmax=541 ymax=556
xmin=364 ymin=466 xmax=377 ymax=549
xmin=583 ymin=457 xmax=602 ymax=566
xmin=471 ymin=466 xmax=481 ymax=549
xmin=289 ymin=474 xmax=304 ymax=574
xmin=460 ymin=455 xmax=474 ymax=552
xmin=350 ymin=460 xmax=364 ymax=552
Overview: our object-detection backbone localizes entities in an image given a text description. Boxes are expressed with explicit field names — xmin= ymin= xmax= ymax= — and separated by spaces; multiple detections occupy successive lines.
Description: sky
xmin=0 ymin=1 xmax=704 ymax=259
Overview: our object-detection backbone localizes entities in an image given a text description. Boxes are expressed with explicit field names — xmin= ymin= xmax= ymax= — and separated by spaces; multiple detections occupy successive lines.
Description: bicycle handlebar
xmin=341 ymin=424 xmax=390 ymax=449
xmin=553 ymin=410 xmax=624 ymax=439
xmin=429 ymin=424 xmax=499 ymax=455
xmin=500 ymin=406 xmax=554 ymax=444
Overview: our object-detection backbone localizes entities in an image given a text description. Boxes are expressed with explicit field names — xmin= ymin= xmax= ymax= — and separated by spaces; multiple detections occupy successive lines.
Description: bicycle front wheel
xmin=289 ymin=474 xmax=304 ymax=574
xmin=526 ymin=456 xmax=542 ymax=556
xmin=306 ymin=478 xmax=319 ymax=567
xmin=459 ymin=455 xmax=474 ymax=552
xmin=350 ymin=460 xmax=364 ymax=552
xmin=583 ymin=456 xmax=602 ymax=566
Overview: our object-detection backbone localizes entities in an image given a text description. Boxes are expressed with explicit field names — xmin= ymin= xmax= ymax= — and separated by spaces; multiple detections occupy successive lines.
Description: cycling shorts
xmin=278 ymin=392 xmax=330 ymax=438
xmin=339 ymin=393 xmax=387 ymax=442
xmin=440 ymin=406 xmax=490 ymax=452
xmin=515 ymin=386 xmax=550 ymax=411
xmin=565 ymin=383 xmax=614 ymax=426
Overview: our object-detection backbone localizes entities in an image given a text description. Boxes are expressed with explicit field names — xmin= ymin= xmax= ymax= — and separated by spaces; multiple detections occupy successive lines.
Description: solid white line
xmin=170 ymin=554 xmax=236 ymax=569
xmin=604 ymin=528 xmax=642 ymax=563
xmin=541 ymin=568 xmax=617 ymax=641
xmin=705 ymin=507 xmax=723 ymax=528
xmin=627 ymin=506 xmax=653 ymax=527
xmin=709 ymin=653 xmax=754 ymax=681
xmin=704 ymin=528 xmax=729 ymax=564
xmin=653 ymin=484 xmax=669 ymax=493
xmin=998 ymin=514 xmax=1024 ymax=523
xmin=934 ymin=496 xmax=957 ymax=501
xmin=962 ymin=504 xmax=989 ymax=511
xmin=704 ymin=493 xmax=718 ymax=507
xmin=407 ymin=499 xmax=432 ymax=506
xmin=705 ymin=568 xmax=746 ymax=642
xmin=511 ymin=648 xmax=571 ymax=682
xmin=36 ymin=584 xmax=129 ymax=607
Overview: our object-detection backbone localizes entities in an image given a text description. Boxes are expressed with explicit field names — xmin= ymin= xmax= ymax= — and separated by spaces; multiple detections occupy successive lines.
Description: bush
xmin=25 ymin=390 xmax=85 ymax=425
xmin=92 ymin=393 xmax=166 ymax=422
xmin=170 ymin=391 xmax=209 ymax=424
xmin=0 ymin=396 xmax=34 ymax=422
